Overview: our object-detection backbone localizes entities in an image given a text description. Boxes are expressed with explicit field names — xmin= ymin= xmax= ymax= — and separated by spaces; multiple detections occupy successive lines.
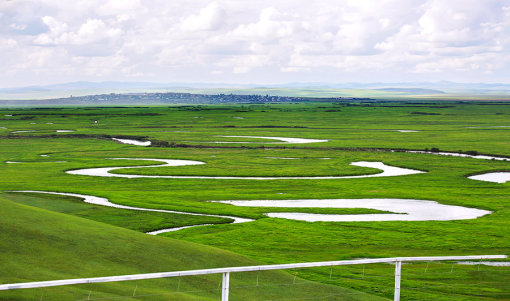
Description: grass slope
xmin=0 ymin=196 xmax=384 ymax=300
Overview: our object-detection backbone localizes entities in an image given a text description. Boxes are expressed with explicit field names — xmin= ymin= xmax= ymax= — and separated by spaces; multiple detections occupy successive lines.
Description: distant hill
xmin=374 ymin=88 xmax=446 ymax=94
xmin=1 ymin=81 xmax=510 ymax=102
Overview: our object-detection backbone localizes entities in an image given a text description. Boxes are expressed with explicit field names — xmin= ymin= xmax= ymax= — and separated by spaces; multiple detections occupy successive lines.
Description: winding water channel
xmin=10 ymin=190 xmax=252 ymax=234
xmin=215 ymin=199 xmax=491 ymax=222
xmin=67 ymin=158 xmax=425 ymax=180
xmin=8 ymin=137 xmax=501 ymax=232
xmin=112 ymin=138 xmax=151 ymax=146
xmin=406 ymin=150 xmax=510 ymax=183
xmin=214 ymin=136 xmax=329 ymax=144
xmin=37 ymin=157 xmax=488 ymax=230
xmin=10 ymin=190 xmax=491 ymax=234
xmin=111 ymin=137 xmax=510 ymax=183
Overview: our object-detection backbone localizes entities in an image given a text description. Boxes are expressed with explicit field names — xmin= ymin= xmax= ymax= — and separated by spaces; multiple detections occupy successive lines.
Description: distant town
xmin=64 ymin=92 xmax=371 ymax=104
xmin=0 ymin=92 xmax=374 ymax=106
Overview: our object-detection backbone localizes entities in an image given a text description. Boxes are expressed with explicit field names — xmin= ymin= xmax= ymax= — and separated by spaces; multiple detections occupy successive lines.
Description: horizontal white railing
xmin=0 ymin=255 xmax=506 ymax=301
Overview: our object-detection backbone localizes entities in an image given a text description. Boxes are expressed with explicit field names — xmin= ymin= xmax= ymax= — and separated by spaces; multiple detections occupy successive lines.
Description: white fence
xmin=0 ymin=255 xmax=506 ymax=301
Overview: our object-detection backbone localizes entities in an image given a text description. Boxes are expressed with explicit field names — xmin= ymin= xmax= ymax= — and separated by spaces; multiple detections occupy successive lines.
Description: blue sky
xmin=1 ymin=0 xmax=509 ymax=88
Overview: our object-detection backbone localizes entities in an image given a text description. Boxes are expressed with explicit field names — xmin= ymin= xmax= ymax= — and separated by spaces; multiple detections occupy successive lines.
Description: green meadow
xmin=1 ymin=101 xmax=509 ymax=300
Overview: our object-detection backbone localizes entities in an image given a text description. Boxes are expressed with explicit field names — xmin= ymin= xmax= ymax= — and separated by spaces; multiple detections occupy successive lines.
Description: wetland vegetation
xmin=1 ymin=101 xmax=509 ymax=300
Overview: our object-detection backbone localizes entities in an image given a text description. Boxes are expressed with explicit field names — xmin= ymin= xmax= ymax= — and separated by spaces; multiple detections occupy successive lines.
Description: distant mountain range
xmin=373 ymin=88 xmax=446 ymax=94
xmin=1 ymin=81 xmax=510 ymax=103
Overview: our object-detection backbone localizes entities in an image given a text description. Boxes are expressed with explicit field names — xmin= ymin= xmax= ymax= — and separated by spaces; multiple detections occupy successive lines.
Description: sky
xmin=1 ymin=0 xmax=510 ymax=88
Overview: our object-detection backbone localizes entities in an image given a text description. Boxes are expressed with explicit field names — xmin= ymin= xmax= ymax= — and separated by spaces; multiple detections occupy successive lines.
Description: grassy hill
xmin=0 ymin=195 xmax=385 ymax=300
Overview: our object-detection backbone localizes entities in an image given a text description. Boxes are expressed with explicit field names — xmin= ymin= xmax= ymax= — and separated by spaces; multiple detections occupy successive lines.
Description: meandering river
xmin=7 ymin=136 xmax=498 ymax=232
xmin=67 ymin=158 xmax=425 ymax=180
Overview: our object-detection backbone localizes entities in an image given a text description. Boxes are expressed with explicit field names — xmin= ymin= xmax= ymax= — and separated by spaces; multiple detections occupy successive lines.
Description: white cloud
xmin=97 ymin=0 xmax=142 ymax=15
xmin=231 ymin=7 xmax=302 ymax=41
xmin=75 ymin=19 xmax=122 ymax=44
xmin=180 ymin=2 xmax=225 ymax=31
xmin=215 ymin=54 xmax=271 ymax=73
xmin=0 ymin=38 xmax=19 ymax=48
xmin=34 ymin=17 xmax=121 ymax=46
xmin=1 ymin=0 xmax=510 ymax=87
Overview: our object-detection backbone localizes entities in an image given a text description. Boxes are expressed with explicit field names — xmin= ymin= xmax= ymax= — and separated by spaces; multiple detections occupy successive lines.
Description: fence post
xmin=221 ymin=272 xmax=230 ymax=301
xmin=394 ymin=260 xmax=401 ymax=301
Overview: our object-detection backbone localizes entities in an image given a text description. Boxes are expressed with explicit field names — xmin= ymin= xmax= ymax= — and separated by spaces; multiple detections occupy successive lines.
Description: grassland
xmin=2 ymin=196 xmax=381 ymax=300
xmin=1 ymin=101 xmax=509 ymax=300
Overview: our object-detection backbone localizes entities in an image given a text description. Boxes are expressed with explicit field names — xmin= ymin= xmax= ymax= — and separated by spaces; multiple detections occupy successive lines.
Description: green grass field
xmin=1 ymin=101 xmax=509 ymax=300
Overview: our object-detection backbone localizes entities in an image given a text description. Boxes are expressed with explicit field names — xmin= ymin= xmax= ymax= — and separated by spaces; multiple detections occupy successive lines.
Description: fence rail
xmin=0 ymin=255 xmax=506 ymax=301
